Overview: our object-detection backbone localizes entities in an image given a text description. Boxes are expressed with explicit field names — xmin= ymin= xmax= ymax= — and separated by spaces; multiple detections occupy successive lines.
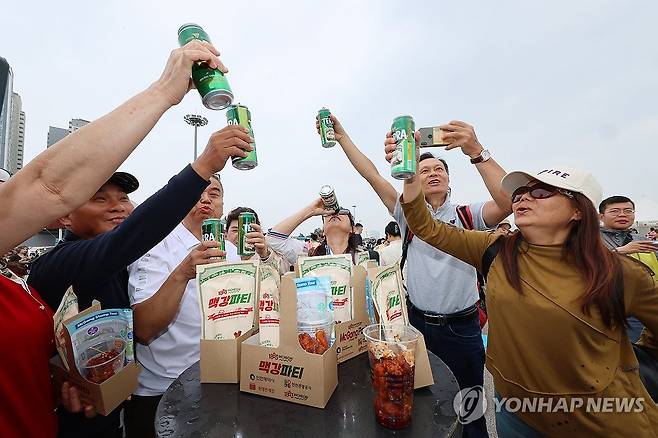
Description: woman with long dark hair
xmin=393 ymin=158 xmax=658 ymax=435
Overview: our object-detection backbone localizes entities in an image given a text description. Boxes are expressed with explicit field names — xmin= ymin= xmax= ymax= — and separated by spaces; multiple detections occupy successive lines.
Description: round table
xmin=156 ymin=352 xmax=462 ymax=437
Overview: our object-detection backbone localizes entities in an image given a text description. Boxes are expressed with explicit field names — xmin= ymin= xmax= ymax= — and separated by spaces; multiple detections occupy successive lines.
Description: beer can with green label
xmin=390 ymin=115 xmax=416 ymax=180
xmin=238 ymin=212 xmax=256 ymax=256
xmin=318 ymin=108 xmax=336 ymax=148
xmin=177 ymin=23 xmax=233 ymax=110
xmin=227 ymin=104 xmax=258 ymax=170
xmin=201 ymin=218 xmax=225 ymax=260
xmin=319 ymin=185 xmax=340 ymax=212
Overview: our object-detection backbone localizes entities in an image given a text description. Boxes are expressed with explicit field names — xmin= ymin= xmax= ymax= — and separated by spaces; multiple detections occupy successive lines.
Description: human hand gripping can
xmin=227 ymin=104 xmax=258 ymax=170
xmin=177 ymin=23 xmax=234 ymax=110
xmin=319 ymin=185 xmax=340 ymax=212
xmin=238 ymin=212 xmax=256 ymax=256
xmin=201 ymin=218 xmax=226 ymax=260
xmin=318 ymin=108 xmax=336 ymax=148
xmin=390 ymin=115 xmax=416 ymax=180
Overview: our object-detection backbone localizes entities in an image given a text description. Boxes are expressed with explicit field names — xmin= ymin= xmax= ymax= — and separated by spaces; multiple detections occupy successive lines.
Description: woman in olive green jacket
xmin=387 ymin=134 xmax=658 ymax=436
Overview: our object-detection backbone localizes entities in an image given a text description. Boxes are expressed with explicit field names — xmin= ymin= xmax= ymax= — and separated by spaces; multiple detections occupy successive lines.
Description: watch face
xmin=481 ymin=150 xmax=491 ymax=161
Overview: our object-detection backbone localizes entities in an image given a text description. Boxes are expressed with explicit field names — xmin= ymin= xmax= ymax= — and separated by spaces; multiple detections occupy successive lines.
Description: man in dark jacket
xmin=28 ymin=124 xmax=252 ymax=438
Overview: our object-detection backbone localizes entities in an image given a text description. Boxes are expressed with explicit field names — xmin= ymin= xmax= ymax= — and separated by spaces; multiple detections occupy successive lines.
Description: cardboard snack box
xmin=240 ymin=273 xmax=338 ymax=408
xmin=334 ymin=265 xmax=370 ymax=364
xmin=49 ymin=304 xmax=140 ymax=416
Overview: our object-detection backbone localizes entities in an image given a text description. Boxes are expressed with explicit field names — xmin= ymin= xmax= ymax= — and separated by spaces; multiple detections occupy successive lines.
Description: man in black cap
xmin=27 ymin=123 xmax=252 ymax=437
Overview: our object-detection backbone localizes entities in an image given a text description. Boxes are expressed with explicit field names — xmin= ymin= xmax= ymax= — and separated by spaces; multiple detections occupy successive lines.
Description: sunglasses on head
xmin=511 ymin=183 xmax=574 ymax=204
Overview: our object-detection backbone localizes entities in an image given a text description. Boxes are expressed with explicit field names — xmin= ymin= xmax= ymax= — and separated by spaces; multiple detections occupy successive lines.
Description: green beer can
xmin=177 ymin=23 xmax=234 ymax=110
xmin=227 ymin=104 xmax=258 ymax=170
xmin=318 ymin=108 xmax=336 ymax=148
xmin=201 ymin=218 xmax=226 ymax=260
xmin=238 ymin=212 xmax=256 ymax=256
xmin=390 ymin=115 xmax=416 ymax=180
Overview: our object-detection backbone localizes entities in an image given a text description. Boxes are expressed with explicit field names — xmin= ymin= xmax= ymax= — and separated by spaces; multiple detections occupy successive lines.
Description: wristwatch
xmin=470 ymin=149 xmax=491 ymax=164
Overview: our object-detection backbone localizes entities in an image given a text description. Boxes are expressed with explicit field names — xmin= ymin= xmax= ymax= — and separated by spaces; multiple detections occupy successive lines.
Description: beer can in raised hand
xmin=227 ymin=104 xmax=258 ymax=170
xmin=319 ymin=185 xmax=340 ymax=212
xmin=201 ymin=218 xmax=226 ymax=260
xmin=390 ymin=115 xmax=416 ymax=180
xmin=177 ymin=23 xmax=233 ymax=110
xmin=318 ymin=108 xmax=336 ymax=148
xmin=238 ymin=212 xmax=256 ymax=256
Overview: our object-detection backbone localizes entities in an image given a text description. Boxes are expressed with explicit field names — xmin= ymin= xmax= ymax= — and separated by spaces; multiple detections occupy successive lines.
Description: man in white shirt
xmin=378 ymin=221 xmax=403 ymax=266
xmin=125 ymin=175 xmax=240 ymax=437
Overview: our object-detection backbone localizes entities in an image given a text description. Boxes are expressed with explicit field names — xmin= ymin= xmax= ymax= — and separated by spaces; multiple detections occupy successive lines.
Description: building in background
xmin=69 ymin=118 xmax=89 ymax=132
xmin=0 ymin=57 xmax=13 ymax=172
xmin=6 ymin=92 xmax=25 ymax=174
xmin=0 ymin=57 xmax=27 ymax=175
xmin=47 ymin=126 xmax=69 ymax=148
xmin=47 ymin=118 xmax=89 ymax=148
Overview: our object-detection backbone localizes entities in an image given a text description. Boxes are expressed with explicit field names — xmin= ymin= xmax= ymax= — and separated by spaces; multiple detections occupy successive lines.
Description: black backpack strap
xmin=481 ymin=238 xmax=503 ymax=280
xmin=399 ymin=227 xmax=414 ymax=273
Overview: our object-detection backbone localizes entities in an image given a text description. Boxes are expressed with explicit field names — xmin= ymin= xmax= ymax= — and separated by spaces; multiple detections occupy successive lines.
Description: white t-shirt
xmin=378 ymin=239 xmax=403 ymax=267
xmin=127 ymin=223 xmax=239 ymax=396
xmin=393 ymin=195 xmax=487 ymax=314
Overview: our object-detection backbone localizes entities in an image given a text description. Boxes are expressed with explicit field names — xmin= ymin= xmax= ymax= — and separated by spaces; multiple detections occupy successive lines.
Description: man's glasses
xmin=511 ymin=183 xmax=574 ymax=204
xmin=605 ymin=208 xmax=635 ymax=216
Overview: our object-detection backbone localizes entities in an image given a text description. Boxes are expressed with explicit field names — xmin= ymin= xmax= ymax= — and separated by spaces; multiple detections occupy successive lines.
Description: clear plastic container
xmin=79 ymin=338 xmax=126 ymax=383
xmin=363 ymin=324 xmax=420 ymax=430
xmin=298 ymin=319 xmax=334 ymax=355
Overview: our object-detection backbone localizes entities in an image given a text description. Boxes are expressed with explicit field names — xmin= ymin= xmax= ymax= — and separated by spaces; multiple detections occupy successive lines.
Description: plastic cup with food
xmin=79 ymin=337 xmax=127 ymax=383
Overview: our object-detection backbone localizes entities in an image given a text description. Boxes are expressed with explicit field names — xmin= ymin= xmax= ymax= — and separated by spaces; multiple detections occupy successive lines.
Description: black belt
xmin=407 ymin=300 xmax=478 ymax=326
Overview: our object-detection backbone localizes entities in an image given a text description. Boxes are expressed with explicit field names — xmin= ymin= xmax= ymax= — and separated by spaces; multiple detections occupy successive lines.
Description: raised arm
xmin=269 ymin=198 xmax=331 ymax=236
xmin=319 ymin=115 xmax=398 ymax=214
xmin=440 ymin=121 xmax=512 ymax=227
xmin=0 ymin=40 xmax=226 ymax=254
xmin=384 ymin=137 xmax=498 ymax=271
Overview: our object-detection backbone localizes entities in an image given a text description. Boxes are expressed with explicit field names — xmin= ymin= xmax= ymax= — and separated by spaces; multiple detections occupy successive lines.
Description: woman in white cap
xmin=394 ymin=155 xmax=658 ymax=435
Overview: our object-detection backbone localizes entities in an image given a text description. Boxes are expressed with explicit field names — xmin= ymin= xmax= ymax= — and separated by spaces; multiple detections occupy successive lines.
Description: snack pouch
xmin=298 ymin=254 xmax=353 ymax=323
xmin=258 ymin=264 xmax=281 ymax=347
xmin=356 ymin=251 xmax=371 ymax=268
xmin=64 ymin=308 xmax=134 ymax=383
xmin=369 ymin=264 xmax=408 ymax=327
xmin=53 ymin=287 xmax=80 ymax=370
xmin=197 ymin=260 xmax=258 ymax=340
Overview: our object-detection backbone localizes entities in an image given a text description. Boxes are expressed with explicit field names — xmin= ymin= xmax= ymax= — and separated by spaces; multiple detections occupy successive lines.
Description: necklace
xmin=6 ymin=271 xmax=46 ymax=311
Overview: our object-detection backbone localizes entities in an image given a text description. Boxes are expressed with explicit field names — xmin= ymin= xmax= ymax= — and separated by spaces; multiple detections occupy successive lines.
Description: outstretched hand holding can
xmin=152 ymin=39 xmax=227 ymax=107
xmin=192 ymin=125 xmax=253 ymax=179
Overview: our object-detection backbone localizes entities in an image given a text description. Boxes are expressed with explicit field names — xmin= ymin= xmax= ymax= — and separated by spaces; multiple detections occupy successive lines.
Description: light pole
xmin=352 ymin=205 xmax=357 ymax=222
xmin=184 ymin=114 xmax=208 ymax=160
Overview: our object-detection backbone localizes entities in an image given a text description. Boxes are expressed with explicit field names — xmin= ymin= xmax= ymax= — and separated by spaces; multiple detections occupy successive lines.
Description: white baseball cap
xmin=0 ymin=168 xmax=11 ymax=183
xmin=501 ymin=166 xmax=603 ymax=209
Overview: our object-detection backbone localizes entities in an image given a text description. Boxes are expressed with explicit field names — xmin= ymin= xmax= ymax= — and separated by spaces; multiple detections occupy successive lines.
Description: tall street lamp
xmin=184 ymin=114 xmax=208 ymax=160
xmin=352 ymin=205 xmax=357 ymax=222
